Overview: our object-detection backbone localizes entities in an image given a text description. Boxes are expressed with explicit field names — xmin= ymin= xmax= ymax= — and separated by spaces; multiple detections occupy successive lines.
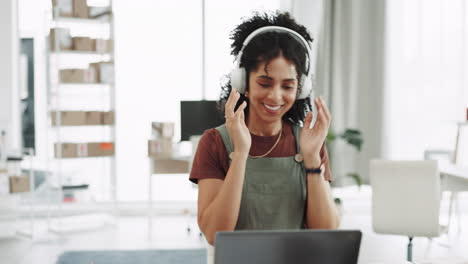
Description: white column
xmin=0 ymin=0 xmax=21 ymax=152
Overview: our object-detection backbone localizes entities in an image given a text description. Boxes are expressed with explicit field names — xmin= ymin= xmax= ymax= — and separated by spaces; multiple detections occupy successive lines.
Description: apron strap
xmin=215 ymin=124 xmax=234 ymax=156
xmin=292 ymin=123 xmax=302 ymax=155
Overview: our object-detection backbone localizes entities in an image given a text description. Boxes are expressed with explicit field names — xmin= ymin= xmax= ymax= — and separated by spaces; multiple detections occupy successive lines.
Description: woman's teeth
xmin=264 ymin=104 xmax=281 ymax=111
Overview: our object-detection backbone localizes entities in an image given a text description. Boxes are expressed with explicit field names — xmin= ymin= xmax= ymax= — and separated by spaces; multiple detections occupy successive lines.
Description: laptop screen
xmin=214 ymin=230 xmax=362 ymax=264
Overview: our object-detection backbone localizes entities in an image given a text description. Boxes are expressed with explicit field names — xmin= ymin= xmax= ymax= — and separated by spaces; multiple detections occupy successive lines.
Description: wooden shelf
xmin=53 ymin=16 xmax=111 ymax=25
xmin=51 ymin=50 xmax=111 ymax=56
xmin=57 ymin=82 xmax=112 ymax=86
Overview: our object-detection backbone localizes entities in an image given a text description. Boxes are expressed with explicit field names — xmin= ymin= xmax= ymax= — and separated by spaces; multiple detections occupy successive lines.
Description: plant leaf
xmin=339 ymin=129 xmax=363 ymax=151
xmin=346 ymin=172 xmax=362 ymax=188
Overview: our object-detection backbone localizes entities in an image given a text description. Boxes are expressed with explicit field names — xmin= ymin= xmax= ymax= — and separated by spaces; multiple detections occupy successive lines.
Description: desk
xmin=439 ymin=163 xmax=468 ymax=230
xmin=148 ymin=157 xmax=190 ymax=237
xmin=440 ymin=163 xmax=468 ymax=192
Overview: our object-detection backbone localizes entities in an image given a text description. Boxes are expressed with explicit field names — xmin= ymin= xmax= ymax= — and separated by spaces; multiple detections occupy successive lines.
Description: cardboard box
xmin=9 ymin=176 xmax=30 ymax=193
xmin=52 ymin=0 xmax=73 ymax=17
xmin=148 ymin=139 xmax=173 ymax=158
xmin=49 ymin=28 xmax=72 ymax=51
xmin=151 ymin=122 xmax=174 ymax=139
xmin=72 ymin=37 xmax=95 ymax=51
xmin=60 ymin=69 xmax=96 ymax=83
xmin=52 ymin=111 xmax=114 ymax=126
xmin=85 ymin=111 xmax=102 ymax=125
xmin=72 ymin=0 xmax=88 ymax=18
xmin=151 ymin=159 xmax=189 ymax=174
xmin=54 ymin=142 xmax=113 ymax=158
xmin=51 ymin=111 xmax=87 ymax=126
xmin=55 ymin=143 xmax=78 ymax=158
xmin=87 ymin=142 xmax=114 ymax=157
xmin=90 ymin=62 xmax=114 ymax=84
xmin=94 ymin=39 xmax=113 ymax=53
xmin=102 ymin=111 xmax=115 ymax=125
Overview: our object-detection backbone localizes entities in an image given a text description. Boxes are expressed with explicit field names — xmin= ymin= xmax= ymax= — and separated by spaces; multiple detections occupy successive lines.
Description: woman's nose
xmin=267 ymin=85 xmax=282 ymax=101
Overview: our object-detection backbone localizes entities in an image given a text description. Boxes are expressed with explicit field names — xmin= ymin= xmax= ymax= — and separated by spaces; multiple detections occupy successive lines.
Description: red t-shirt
xmin=189 ymin=121 xmax=332 ymax=183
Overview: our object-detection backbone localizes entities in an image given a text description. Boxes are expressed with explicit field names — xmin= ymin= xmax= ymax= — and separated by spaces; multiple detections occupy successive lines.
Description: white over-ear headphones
xmin=230 ymin=26 xmax=314 ymax=100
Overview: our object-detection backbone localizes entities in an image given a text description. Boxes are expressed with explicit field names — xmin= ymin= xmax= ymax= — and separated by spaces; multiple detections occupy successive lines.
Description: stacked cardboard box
xmin=60 ymin=68 xmax=97 ymax=83
xmin=88 ymin=142 xmax=114 ymax=157
xmin=151 ymin=159 xmax=189 ymax=174
xmin=72 ymin=0 xmax=88 ymax=18
xmin=52 ymin=0 xmax=88 ymax=18
xmin=149 ymin=122 xmax=175 ymax=159
xmin=148 ymin=122 xmax=189 ymax=173
xmin=89 ymin=62 xmax=114 ymax=84
xmin=51 ymin=0 xmax=73 ymax=17
xmin=50 ymin=28 xmax=72 ymax=51
xmin=151 ymin=122 xmax=175 ymax=139
xmin=85 ymin=111 xmax=102 ymax=125
xmin=54 ymin=142 xmax=115 ymax=158
xmin=148 ymin=139 xmax=172 ymax=159
xmin=51 ymin=111 xmax=86 ymax=126
xmin=52 ymin=111 xmax=115 ymax=126
xmin=72 ymin=37 xmax=94 ymax=51
xmin=102 ymin=112 xmax=114 ymax=125
xmin=9 ymin=175 xmax=30 ymax=193
xmin=94 ymin=39 xmax=113 ymax=53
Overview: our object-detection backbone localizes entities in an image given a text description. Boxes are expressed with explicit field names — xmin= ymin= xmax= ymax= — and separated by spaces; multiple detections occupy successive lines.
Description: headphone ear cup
xmin=298 ymin=74 xmax=312 ymax=99
xmin=230 ymin=67 xmax=247 ymax=94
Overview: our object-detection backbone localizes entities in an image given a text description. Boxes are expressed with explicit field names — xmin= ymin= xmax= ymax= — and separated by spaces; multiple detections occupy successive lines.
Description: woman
xmin=189 ymin=11 xmax=339 ymax=245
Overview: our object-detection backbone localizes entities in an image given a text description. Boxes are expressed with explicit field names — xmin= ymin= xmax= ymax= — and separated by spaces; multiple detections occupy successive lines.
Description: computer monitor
xmin=215 ymin=230 xmax=362 ymax=264
xmin=180 ymin=100 xmax=225 ymax=141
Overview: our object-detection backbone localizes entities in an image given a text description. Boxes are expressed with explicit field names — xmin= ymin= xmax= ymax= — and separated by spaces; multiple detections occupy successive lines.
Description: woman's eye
xmin=259 ymin=83 xmax=270 ymax=88
xmin=283 ymin=86 xmax=293 ymax=90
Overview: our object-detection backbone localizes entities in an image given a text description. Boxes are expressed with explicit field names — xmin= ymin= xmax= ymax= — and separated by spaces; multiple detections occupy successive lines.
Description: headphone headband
xmin=237 ymin=26 xmax=312 ymax=67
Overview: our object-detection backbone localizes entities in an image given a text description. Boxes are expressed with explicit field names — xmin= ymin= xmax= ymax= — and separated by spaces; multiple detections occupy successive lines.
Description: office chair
xmin=370 ymin=160 xmax=442 ymax=262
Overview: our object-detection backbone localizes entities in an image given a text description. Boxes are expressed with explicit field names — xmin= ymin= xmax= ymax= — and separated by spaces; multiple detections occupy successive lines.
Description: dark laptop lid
xmin=214 ymin=230 xmax=362 ymax=264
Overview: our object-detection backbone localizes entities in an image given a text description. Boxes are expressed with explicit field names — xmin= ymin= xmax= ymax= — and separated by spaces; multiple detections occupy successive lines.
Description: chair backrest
xmin=369 ymin=160 xmax=441 ymax=237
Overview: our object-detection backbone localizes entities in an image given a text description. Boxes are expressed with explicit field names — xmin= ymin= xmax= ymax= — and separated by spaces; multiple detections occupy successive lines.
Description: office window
xmin=385 ymin=0 xmax=468 ymax=162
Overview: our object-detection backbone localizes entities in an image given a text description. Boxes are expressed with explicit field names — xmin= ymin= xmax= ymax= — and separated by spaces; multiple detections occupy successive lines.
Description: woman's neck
xmin=247 ymin=118 xmax=283 ymax=136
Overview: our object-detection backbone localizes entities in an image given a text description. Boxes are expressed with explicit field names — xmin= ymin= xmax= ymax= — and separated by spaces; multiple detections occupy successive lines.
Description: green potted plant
xmin=326 ymin=129 xmax=364 ymax=207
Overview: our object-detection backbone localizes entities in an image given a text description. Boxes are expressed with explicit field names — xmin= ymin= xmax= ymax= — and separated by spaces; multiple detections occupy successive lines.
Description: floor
xmin=1 ymin=188 xmax=467 ymax=264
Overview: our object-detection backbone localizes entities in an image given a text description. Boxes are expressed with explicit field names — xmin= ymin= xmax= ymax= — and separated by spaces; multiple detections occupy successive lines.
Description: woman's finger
xmin=303 ymin=111 xmax=313 ymax=129
xmin=235 ymin=101 xmax=247 ymax=118
xmin=239 ymin=103 xmax=245 ymax=121
xmin=224 ymin=90 xmax=233 ymax=117
xmin=225 ymin=88 xmax=238 ymax=119
xmin=320 ymin=97 xmax=332 ymax=122
xmin=316 ymin=97 xmax=329 ymax=124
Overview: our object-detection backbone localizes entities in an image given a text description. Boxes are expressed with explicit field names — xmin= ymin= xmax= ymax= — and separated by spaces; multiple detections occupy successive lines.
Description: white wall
xmin=0 ymin=0 xmax=21 ymax=153
xmin=18 ymin=0 xmax=50 ymax=168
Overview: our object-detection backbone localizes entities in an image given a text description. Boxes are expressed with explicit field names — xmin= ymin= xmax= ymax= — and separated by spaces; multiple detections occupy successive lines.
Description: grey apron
xmin=216 ymin=124 xmax=307 ymax=230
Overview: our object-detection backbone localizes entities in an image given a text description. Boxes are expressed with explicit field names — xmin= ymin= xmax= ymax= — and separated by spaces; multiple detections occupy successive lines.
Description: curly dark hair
xmin=218 ymin=10 xmax=314 ymax=126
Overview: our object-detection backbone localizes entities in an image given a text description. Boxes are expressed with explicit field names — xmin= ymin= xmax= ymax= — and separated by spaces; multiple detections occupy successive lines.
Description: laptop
xmin=214 ymin=229 xmax=362 ymax=264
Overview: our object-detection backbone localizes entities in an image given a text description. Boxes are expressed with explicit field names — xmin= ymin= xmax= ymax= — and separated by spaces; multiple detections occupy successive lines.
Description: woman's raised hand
xmin=225 ymin=88 xmax=251 ymax=155
xmin=300 ymin=97 xmax=332 ymax=168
